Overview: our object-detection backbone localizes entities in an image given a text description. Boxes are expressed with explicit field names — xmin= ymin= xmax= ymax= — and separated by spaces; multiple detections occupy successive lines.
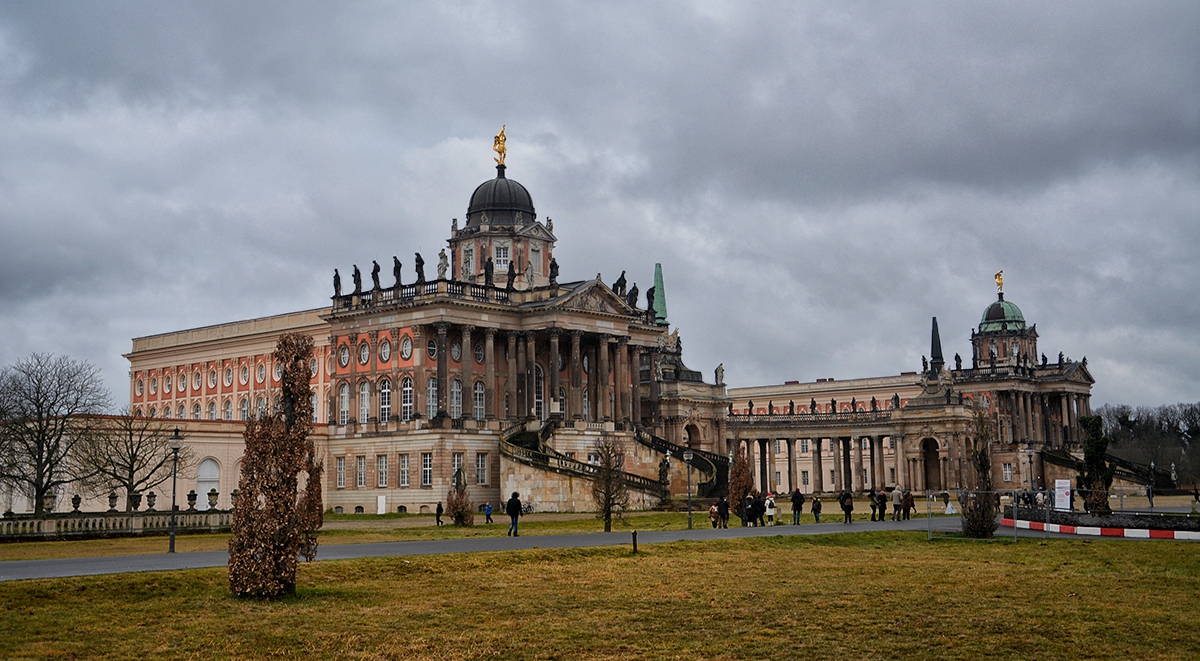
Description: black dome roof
xmin=465 ymin=164 xmax=535 ymax=228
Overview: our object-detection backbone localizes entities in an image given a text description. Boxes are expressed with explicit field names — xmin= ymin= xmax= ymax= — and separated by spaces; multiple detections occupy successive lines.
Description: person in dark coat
xmin=811 ymin=496 xmax=822 ymax=523
xmin=901 ymin=490 xmax=914 ymax=520
xmin=868 ymin=488 xmax=879 ymax=521
xmin=876 ymin=491 xmax=889 ymax=521
xmin=435 ymin=501 xmax=444 ymax=526
xmin=717 ymin=497 xmax=730 ymax=529
xmin=790 ymin=488 xmax=806 ymax=525
xmin=505 ymin=491 xmax=523 ymax=536
xmin=743 ymin=494 xmax=755 ymax=527
xmin=840 ymin=490 xmax=854 ymax=524
xmin=753 ymin=492 xmax=767 ymax=527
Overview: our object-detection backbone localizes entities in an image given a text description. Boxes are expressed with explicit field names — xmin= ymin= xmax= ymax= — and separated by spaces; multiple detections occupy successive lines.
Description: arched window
xmin=239 ymin=398 xmax=249 ymax=421
xmin=583 ymin=389 xmax=590 ymax=421
xmin=450 ymin=379 xmax=463 ymax=419
xmin=310 ymin=393 xmax=319 ymax=423
xmin=256 ymin=397 xmax=266 ymax=417
xmin=473 ymin=381 xmax=485 ymax=420
xmin=223 ymin=400 xmax=233 ymax=421
xmin=426 ymin=376 xmax=438 ymax=418
xmin=207 ymin=402 xmax=217 ymax=420
xmin=534 ymin=365 xmax=545 ymax=420
xmin=337 ymin=384 xmax=350 ymax=425
xmin=559 ymin=387 xmax=566 ymax=417
xmin=401 ymin=377 xmax=413 ymax=421
xmin=148 ymin=406 xmax=157 ymax=418
xmin=380 ymin=379 xmax=392 ymax=422
xmin=192 ymin=403 xmax=201 ymax=420
xmin=197 ymin=459 xmax=220 ymax=511
xmin=359 ymin=381 xmax=371 ymax=423
xmin=178 ymin=404 xmax=186 ymax=419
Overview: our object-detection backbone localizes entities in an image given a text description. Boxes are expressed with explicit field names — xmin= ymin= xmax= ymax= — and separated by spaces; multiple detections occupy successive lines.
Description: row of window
xmin=754 ymin=438 xmax=898 ymax=455
xmin=136 ymin=359 xmax=320 ymax=398
xmin=135 ymin=393 xmax=322 ymax=423
xmin=334 ymin=452 xmax=488 ymax=489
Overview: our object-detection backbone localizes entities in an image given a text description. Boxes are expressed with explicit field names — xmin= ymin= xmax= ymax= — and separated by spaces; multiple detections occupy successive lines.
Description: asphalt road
xmin=0 ymin=516 xmax=964 ymax=583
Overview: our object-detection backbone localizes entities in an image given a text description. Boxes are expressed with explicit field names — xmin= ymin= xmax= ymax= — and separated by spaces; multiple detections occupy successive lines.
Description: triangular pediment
xmin=1067 ymin=363 xmax=1095 ymax=385
xmin=556 ymin=280 xmax=637 ymax=316
xmin=516 ymin=223 xmax=556 ymax=241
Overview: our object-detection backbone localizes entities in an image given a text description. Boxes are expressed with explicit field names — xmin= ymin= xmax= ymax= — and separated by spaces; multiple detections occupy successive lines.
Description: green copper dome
xmin=979 ymin=293 xmax=1025 ymax=333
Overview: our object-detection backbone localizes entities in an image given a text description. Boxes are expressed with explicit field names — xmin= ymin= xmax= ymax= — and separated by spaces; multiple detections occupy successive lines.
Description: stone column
xmin=506 ymin=333 xmax=517 ymax=420
xmin=586 ymin=342 xmax=597 ymax=421
xmin=786 ymin=439 xmax=796 ymax=493
xmin=1068 ymin=393 xmax=1079 ymax=444
xmin=598 ymin=334 xmax=611 ymax=421
xmin=758 ymin=439 xmax=769 ymax=494
xmin=894 ymin=435 xmax=906 ymax=489
xmin=868 ymin=437 xmax=877 ymax=490
xmin=548 ymin=328 xmax=561 ymax=416
xmin=526 ymin=333 xmax=538 ymax=419
xmin=1024 ymin=392 xmax=1034 ymax=441
xmin=767 ymin=439 xmax=778 ymax=492
xmin=854 ymin=437 xmax=865 ymax=492
xmin=484 ymin=328 xmax=496 ymax=419
xmin=631 ymin=346 xmax=643 ymax=425
xmin=616 ymin=337 xmax=629 ymax=421
xmin=435 ymin=323 xmax=449 ymax=418
xmin=833 ymin=439 xmax=843 ymax=491
xmin=461 ymin=326 xmax=474 ymax=417
xmin=516 ymin=333 xmax=527 ymax=418
xmin=569 ymin=331 xmax=582 ymax=420
xmin=812 ymin=438 xmax=824 ymax=493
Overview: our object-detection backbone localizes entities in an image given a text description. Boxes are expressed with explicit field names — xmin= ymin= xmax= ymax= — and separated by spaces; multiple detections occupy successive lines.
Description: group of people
xmin=707 ymin=487 xmax=919 ymax=527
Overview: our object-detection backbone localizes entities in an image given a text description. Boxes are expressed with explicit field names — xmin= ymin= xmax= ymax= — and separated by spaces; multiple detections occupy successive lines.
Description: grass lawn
xmin=1 ymin=531 xmax=1197 ymax=660
xmin=0 ymin=509 xmax=900 ymax=561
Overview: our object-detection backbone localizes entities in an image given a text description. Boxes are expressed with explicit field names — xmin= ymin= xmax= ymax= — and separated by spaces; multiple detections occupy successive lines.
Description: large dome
xmin=465 ymin=164 xmax=536 ymax=228
xmin=979 ymin=293 xmax=1025 ymax=333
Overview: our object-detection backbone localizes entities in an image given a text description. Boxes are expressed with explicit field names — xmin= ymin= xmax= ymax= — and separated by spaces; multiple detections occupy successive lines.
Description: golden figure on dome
xmin=995 ymin=270 xmax=1004 ymax=293
xmin=493 ymin=125 xmax=506 ymax=165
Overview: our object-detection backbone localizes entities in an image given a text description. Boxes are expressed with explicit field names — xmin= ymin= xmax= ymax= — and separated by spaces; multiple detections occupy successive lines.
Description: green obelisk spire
xmin=652 ymin=263 xmax=668 ymax=324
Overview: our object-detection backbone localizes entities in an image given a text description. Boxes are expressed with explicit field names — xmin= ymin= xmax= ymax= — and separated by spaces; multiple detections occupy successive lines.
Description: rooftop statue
xmin=954 ymin=353 xmax=962 ymax=371
xmin=714 ymin=362 xmax=724 ymax=386
xmin=352 ymin=265 xmax=363 ymax=295
xmin=645 ymin=285 xmax=656 ymax=323
xmin=484 ymin=257 xmax=494 ymax=287
xmin=392 ymin=256 xmax=402 ymax=287
xmin=612 ymin=271 xmax=627 ymax=296
xmin=414 ymin=252 xmax=426 ymax=284
xmin=333 ymin=269 xmax=342 ymax=297
xmin=493 ymin=125 xmax=506 ymax=165
xmin=995 ymin=269 xmax=1004 ymax=293
xmin=626 ymin=283 xmax=638 ymax=309
xmin=810 ymin=398 xmax=817 ymax=414
xmin=549 ymin=257 xmax=559 ymax=286
xmin=505 ymin=260 xmax=516 ymax=292
xmin=437 ymin=249 xmax=449 ymax=280
xmin=371 ymin=260 xmax=381 ymax=290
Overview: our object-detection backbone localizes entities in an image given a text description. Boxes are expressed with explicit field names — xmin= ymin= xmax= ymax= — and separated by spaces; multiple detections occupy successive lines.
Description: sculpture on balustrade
xmin=414 ymin=252 xmax=426 ymax=284
xmin=645 ymin=286 xmax=656 ymax=323
xmin=870 ymin=396 xmax=877 ymax=412
xmin=810 ymin=398 xmax=817 ymax=414
xmin=626 ymin=283 xmax=638 ymax=309
xmin=549 ymin=257 xmax=559 ymax=286
xmin=715 ymin=362 xmax=725 ymax=386
xmin=333 ymin=269 xmax=342 ymax=297
xmin=788 ymin=400 xmax=794 ymax=415
xmin=505 ymin=260 xmax=516 ymax=292
xmin=746 ymin=400 xmax=754 ymax=415
xmin=371 ymin=260 xmax=382 ymax=290
xmin=393 ymin=256 xmax=403 ymax=287
xmin=484 ymin=257 xmax=495 ymax=287
xmin=546 ymin=217 xmax=553 ymax=234
xmin=892 ymin=393 xmax=901 ymax=409
xmin=1058 ymin=351 xmax=1064 ymax=366
xmin=850 ymin=397 xmax=857 ymax=413
xmin=352 ymin=265 xmax=363 ymax=294
xmin=954 ymin=353 xmax=962 ymax=371
xmin=1041 ymin=353 xmax=1047 ymax=366
xmin=830 ymin=398 xmax=837 ymax=413
xmin=437 ymin=249 xmax=449 ymax=280
xmin=767 ymin=401 xmax=774 ymax=416
xmin=728 ymin=402 xmax=734 ymax=416
xmin=922 ymin=355 xmax=928 ymax=373
xmin=612 ymin=271 xmax=627 ymax=296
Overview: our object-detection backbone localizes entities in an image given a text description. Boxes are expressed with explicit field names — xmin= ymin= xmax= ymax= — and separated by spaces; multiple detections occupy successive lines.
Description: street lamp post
xmin=168 ymin=428 xmax=184 ymax=553
xmin=683 ymin=449 xmax=694 ymax=530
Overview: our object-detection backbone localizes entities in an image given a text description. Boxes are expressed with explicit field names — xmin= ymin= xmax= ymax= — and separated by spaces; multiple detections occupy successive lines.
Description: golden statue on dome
xmin=493 ymin=125 xmax=506 ymax=165
xmin=995 ymin=270 xmax=1004 ymax=293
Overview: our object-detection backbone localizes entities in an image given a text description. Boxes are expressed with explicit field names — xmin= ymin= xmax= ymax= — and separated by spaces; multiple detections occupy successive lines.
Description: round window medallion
xmin=379 ymin=339 xmax=391 ymax=363
xmin=274 ymin=363 xmax=283 ymax=381
xmin=208 ymin=370 xmax=217 ymax=388
xmin=400 ymin=336 xmax=413 ymax=360
xmin=427 ymin=339 xmax=437 ymax=359
xmin=164 ymin=375 xmax=172 ymax=393
xmin=257 ymin=363 xmax=266 ymax=383
xmin=451 ymin=341 xmax=462 ymax=362
xmin=224 ymin=367 xmax=233 ymax=387
xmin=149 ymin=377 xmax=157 ymax=395
xmin=558 ymin=353 xmax=565 ymax=372
xmin=474 ymin=343 xmax=485 ymax=364
xmin=310 ymin=358 xmax=319 ymax=377
xmin=136 ymin=379 xmax=144 ymax=396
xmin=240 ymin=365 xmax=249 ymax=384
xmin=194 ymin=372 xmax=202 ymax=390
xmin=359 ymin=343 xmax=370 ymax=365
xmin=338 ymin=345 xmax=350 ymax=367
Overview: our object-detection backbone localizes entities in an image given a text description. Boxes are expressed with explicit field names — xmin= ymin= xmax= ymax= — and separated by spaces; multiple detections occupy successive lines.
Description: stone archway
xmin=922 ymin=438 xmax=941 ymax=492
xmin=685 ymin=423 xmax=700 ymax=448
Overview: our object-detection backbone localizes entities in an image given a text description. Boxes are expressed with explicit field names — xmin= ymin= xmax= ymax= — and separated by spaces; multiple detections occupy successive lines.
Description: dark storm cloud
xmin=0 ymin=1 xmax=1196 ymax=407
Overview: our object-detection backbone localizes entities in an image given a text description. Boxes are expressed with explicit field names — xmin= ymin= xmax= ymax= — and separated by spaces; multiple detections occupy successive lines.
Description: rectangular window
xmin=377 ymin=455 xmax=388 ymax=488
xmin=829 ymin=440 xmax=835 ymax=453
xmin=476 ymin=452 xmax=488 ymax=485
xmin=774 ymin=471 xmax=781 ymax=485
xmin=473 ymin=382 xmax=484 ymax=420
xmin=356 ymin=456 xmax=366 ymax=488
xmin=399 ymin=454 xmax=410 ymax=488
xmin=800 ymin=439 xmax=809 ymax=453
xmin=494 ymin=245 xmax=510 ymax=272
xmin=830 ymin=470 xmax=835 ymax=485
xmin=801 ymin=470 xmax=809 ymax=486
xmin=530 ymin=247 xmax=541 ymax=275
xmin=588 ymin=453 xmax=599 ymax=465
xmin=463 ymin=248 xmax=474 ymax=277
xmin=336 ymin=457 xmax=346 ymax=489
xmin=380 ymin=383 xmax=391 ymax=422
xmin=889 ymin=437 xmax=895 ymax=450
xmin=889 ymin=467 xmax=896 ymax=484
xmin=773 ymin=440 xmax=780 ymax=454
xmin=452 ymin=452 xmax=464 ymax=481
xmin=1003 ymin=463 xmax=1013 ymax=482
xmin=421 ymin=452 xmax=432 ymax=487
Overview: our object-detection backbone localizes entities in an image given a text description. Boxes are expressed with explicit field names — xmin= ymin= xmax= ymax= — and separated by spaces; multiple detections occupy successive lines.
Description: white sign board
xmin=1054 ymin=479 xmax=1071 ymax=511
xmin=377 ymin=495 xmax=387 ymax=515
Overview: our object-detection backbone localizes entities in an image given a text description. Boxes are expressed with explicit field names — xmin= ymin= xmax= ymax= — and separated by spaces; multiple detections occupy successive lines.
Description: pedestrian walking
xmin=505 ymin=491 xmax=523 ymax=537
xmin=484 ymin=501 xmax=493 ymax=524
xmin=435 ymin=501 xmax=444 ymax=526
xmin=790 ymin=488 xmax=805 ymax=525
xmin=892 ymin=486 xmax=903 ymax=521
xmin=708 ymin=501 xmax=719 ymax=528
xmin=877 ymin=490 xmax=888 ymax=519
xmin=869 ymin=488 xmax=879 ymax=521
xmin=811 ymin=496 xmax=822 ymax=523
xmin=901 ymin=490 xmax=914 ymax=520
xmin=766 ymin=494 xmax=776 ymax=525
xmin=717 ymin=496 xmax=730 ymax=528
xmin=840 ymin=490 xmax=854 ymax=524
xmin=753 ymin=492 xmax=767 ymax=527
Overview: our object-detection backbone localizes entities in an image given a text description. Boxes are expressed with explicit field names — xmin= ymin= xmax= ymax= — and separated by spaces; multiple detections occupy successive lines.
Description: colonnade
xmin=998 ymin=390 xmax=1091 ymax=446
xmin=734 ymin=434 xmax=895 ymax=495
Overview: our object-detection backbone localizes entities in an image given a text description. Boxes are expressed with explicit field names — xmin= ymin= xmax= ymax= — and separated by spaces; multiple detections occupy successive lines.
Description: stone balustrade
xmin=0 ymin=509 xmax=233 ymax=541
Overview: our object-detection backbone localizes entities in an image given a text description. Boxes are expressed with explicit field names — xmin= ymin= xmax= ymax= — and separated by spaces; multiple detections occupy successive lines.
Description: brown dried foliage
xmin=727 ymin=446 xmax=753 ymax=525
xmin=228 ymin=333 xmax=324 ymax=598
xmin=446 ymin=468 xmax=474 ymax=526
xmin=961 ymin=410 xmax=999 ymax=538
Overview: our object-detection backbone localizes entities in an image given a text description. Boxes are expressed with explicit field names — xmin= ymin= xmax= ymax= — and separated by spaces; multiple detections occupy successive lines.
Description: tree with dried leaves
xmin=961 ymin=410 xmax=999 ymax=538
xmin=727 ymin=446 xmax=753 ymax=526
xmin=591 ymin=436 xmax=630 ymax=532
xmin=0 ymin=354 xmax=111 ymax=515
xmin=75 ymin=411 xmax=194 ymax=512
xmin=1077 ymin=415 xmax=1116 ymax=514
xmin=446 ymin=467 xmax=474 ymax=526
xmin=228 ymin=333 xmax=323 ymax=598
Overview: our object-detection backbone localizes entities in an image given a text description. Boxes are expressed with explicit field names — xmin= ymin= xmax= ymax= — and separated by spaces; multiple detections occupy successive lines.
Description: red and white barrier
xmin=1000 ymin=518 xmax=1200 ymax=541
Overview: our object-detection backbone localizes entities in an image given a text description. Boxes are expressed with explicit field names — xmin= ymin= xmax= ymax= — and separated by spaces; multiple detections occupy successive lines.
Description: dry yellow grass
xmin=1 ymin=531 xmax=1196 ymax=660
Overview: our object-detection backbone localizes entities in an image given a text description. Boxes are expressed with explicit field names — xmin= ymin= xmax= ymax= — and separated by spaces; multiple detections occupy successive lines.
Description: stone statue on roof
xmin=371 ymin=260 xmax=381 ymax=290
xmin=352 ymin=265 xmax=363 ymax=294
xmin=493 ymin=125 xmax=506 ymax=165
xmin=333 ymin=269 xmax=342 ymax=297
xmin=393 ymin=256 xmax=402 ymax=288
xmin=437 ymin=249 xmax=448 ymax=280
xmin=414 ymin=252 xmax=426 ymax=284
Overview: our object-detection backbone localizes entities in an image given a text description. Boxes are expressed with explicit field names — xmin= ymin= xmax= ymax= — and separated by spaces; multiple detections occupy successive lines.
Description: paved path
xmin=0 ymin=516 xmax=962 ymax=583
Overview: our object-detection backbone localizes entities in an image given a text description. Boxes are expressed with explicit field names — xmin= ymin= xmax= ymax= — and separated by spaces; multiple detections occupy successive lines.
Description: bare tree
xmin=727 ymin=446 xmax=753 ymax=526
xmin=0 ymin=354 xmax=111 ymax=515
xmin=1077 ymin=416 xmax=1116 ymax=514
xmin=229 ymin=333 xmax=323 ymax=598
xmin=75 ymin=412 xmax=194 ymax=512
xmin=591 ymin=436 xmax=630 ymax=532
xmin=961 ymin=410 xmax=998 ymax=538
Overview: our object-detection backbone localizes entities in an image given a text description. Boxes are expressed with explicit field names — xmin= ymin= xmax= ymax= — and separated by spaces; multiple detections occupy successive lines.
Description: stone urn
xmin=207 ymin=489 xmax=219 ymax=509
xmin=145 ymin=491 xmax=157 ymax=511
xmin=186 ymin=489 xmax=198 ymax=511
xmin=108 ymin=491 xmax=119 ymax=512
xmin=130 ymin=492 xmax=142 ymax=511
xmin=229 ymin=489 xmax=239 ymax=510
xmin=42 ymin=492 xmax=56 ymax=513
xmin=71 ymin=494 xmax=82 ymax=513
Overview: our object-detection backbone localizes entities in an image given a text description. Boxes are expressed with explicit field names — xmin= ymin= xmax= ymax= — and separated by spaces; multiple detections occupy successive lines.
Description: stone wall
xmin=500 ymin=455 xmax=661 ymax=513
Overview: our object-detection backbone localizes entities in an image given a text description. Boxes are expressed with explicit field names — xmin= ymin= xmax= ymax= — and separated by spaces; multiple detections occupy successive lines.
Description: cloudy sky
xmin=0 ymin=2 xmax=1196 ymax=408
